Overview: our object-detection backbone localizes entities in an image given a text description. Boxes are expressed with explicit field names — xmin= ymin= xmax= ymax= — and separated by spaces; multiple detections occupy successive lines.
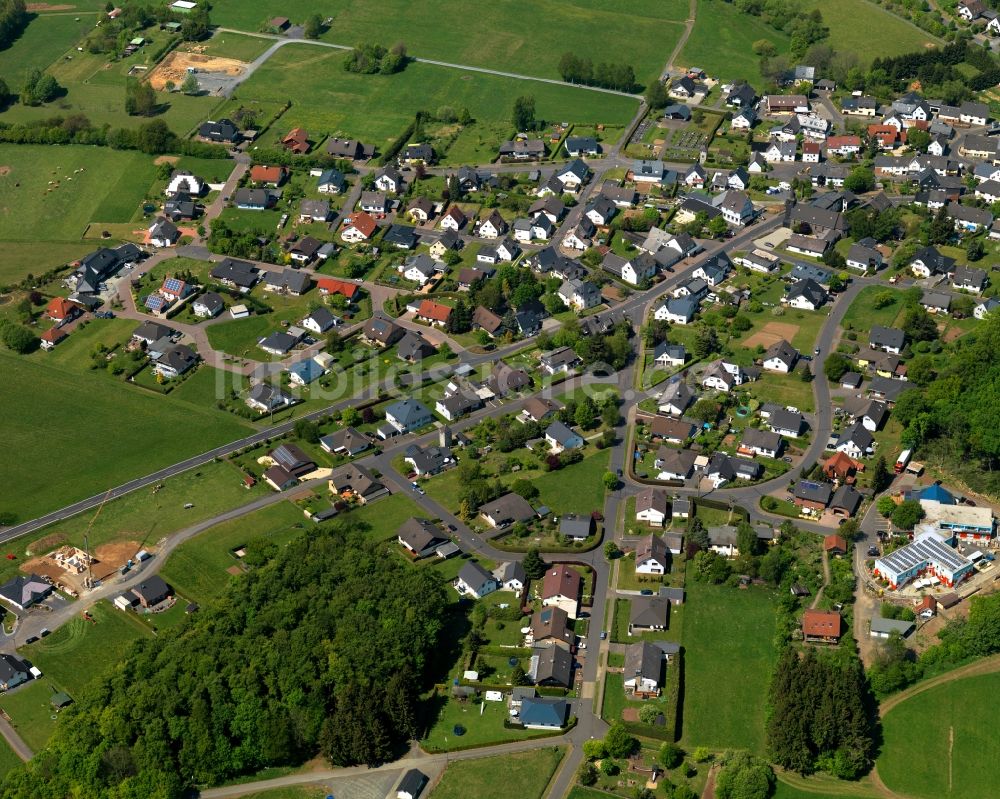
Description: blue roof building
xmin=288 ymin=359 xmax=324 ymax=385
xmin=519 ymin=697 xmax=568 ymax=729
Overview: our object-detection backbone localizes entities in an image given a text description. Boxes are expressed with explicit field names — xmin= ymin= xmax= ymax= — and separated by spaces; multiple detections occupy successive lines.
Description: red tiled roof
xmin=417 ymin=299 xmax=452 ymax=323
xmin=45 ymin=297 xmax=77 ymax=320
xmin=802 ymin=609 xmax=842 ymax=639
xmin=317 ymin=278 xmax=359 ymax=299
xmin=826 ymin=135 xmax=861 ymax=148
xmin=345 ymin=212 xmax=377 ymax=237
xmin=249 ymin=165 xmax=284 ymax=184
xmin=823 ymin=534 xmax=848 ymax=553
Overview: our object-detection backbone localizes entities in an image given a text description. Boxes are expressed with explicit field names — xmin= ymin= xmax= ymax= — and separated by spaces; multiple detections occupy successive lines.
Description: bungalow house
xmin=301 ymin=307 xmax=340 ymax=336
xmin=479 ymin=493 xmax=536 ymax=528
xmin=407 ymin=196 xmax=435 ymax=223
xmin=0 ymin=574 xmax=52 ymax=610
xmin=362 ymin=316 xmax=405 ymax=348
xmin=650 ymin=416 xmax=696 ymax=445
xmin=455 ymin=561 xmax=498 ymax=599
xmin=398 ymin=518 xmax=448 ymax=558
xmin=847 ymin=241 xmax=884 ymax=272
xmin=316 ymin=278 xmax=360 ymax=303
xmin=565 ymin=136 xmax=600 ymax=156
xmin=765 ymin=407 xmax=805 ymax=438
xmin=560 ymin=514 xmax=595 ymax=541
xmin=629 ymin=595 xmax=669 ymax=635
xmin=623 ymin=641 xmax=668 ymax=697
xmin=540 ymin=346 xmax=581 ymax=375
xmin=403 ymin=142 xmax=434 ymax=164
xmin=519 ymin=697 xmax=569 ymax=729
xmin=436 ymin=391 xmax=483 ymax=422
xmin=739 ymin=428 xmax=783 ymax=459
xmin=298 ymin=199 xmax=330 ymax=224
xmin=415 ymin=299 xmax=452 ymax=326
xmin=487 ymin=360 xmax=531 ymax=396
xmin=397 ymin=330 xmax=436 ymax=363
xmin=635 ymin=487 xmax=669 ymax=526
xmin=316 ymin=168 xmax=346 ymax=194
xmin=287 ymin=359 xmax=324 ymax=386
xmin=635 ymin=534 xmax=669 ymax=574
xmin=528 ymin=645 xmax=573 ymax=687
xmin=520 ymin=396 xmax=561 ymax=424
xmin=948 ymin=203 xmax=993 ymax=233
xmin=326 ymin=139 xmax=374 ymax=161
xmin=495 ymin=561 xmax=527 ymax=593
xmin=328 ymin=464 xmax=389 ymax=504
xmin=249 ymin=165 xmax=286 ymax=187
xmin=131 ymin=575 xmax=171 ymax=608
xmin=198 ymin=118 xmax=240 ymax=144
xmin=262 ymin=269 xmax=311 ymax=296
xmin=320 ymin=427 xmax=373 ymax=457
xmin=545 ymin=420 xmax=584 ymax=453
xmin=792 ymin=481 xmax=832 ymax=511
xmin=210 ymin=258 xmax=259 ymax=292
xmin=952 ymin=265 xmax=988 ymax=293
xmin=921 ymin=291 xmax=951 ymax=314
xmin=802 ymin=609 xmax=842 ymax=643
xmin=824 ymin=534 xmax=848 ymax=556
xmin=542 ymin=564 xmax=582 ymax=619
xmin=498 ymin=139 xmax=546 ymax=160
xmin=39 ymin=327 xmax=67 ymax=350
xmin=653 ymin=296 xmax=698 ymax=325
xmin=471 ymin=305 xmax=504 ymax=338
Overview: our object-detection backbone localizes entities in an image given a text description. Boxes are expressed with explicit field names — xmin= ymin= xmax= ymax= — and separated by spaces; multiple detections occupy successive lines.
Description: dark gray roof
xmin=630 ymin=595 xmax=669 ymax=628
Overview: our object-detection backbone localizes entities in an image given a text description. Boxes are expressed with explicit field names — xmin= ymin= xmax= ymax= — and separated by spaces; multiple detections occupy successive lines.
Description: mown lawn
xmin=680 ymin=581 xmax=779 ymax=754
xmin=20 ymin=601 xmax=150 ymax=696
xmin=0 ymin=13 xmax=98 ymax=85
xmin=159 ymin=500 xmax=307 ymax=604
xmin=198 ymin=31 xmax=273 ymax=62
xmin=228 ymin=45 xmax=638 ymax=150
xmin=878 ymin=672 xmax=1000 ymax=799
xmin=0 ymin=736 xmax=23 ymax=780
xmin=801 ymin=0 xmax=941 ymax=55
xmin=211 ymin=0 xmax=686 ymax=82
xmin=429 ymin=746 xmax=565 ymax=798
xmin=0 ymin=351 xmax=253 ymax=524
xmin=0 ymin=679 xmax=61 ymax=753
xmin=747 ymin=371 xmax=816 ymax=414
xmin=421 ymin=697 xmax=560 ymax=753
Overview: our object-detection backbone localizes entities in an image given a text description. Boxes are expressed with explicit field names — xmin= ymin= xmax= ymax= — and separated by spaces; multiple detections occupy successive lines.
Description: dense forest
xmin=1 ymin=524 xmax=448 ymax=799
xmin=891 ymin=308 xmax=1000 ymax=495
xmin=766 ymin=648 xmax=877 ymax=779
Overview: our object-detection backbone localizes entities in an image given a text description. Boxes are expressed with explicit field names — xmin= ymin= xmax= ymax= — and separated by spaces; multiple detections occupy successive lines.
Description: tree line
xmin=557 ymin=52 xmax=637 ymax=92
xmin=766 ymin=647 xmax=878 ymax=779
xmin=1 ymin=524 xmax=448 ymax=798
xmin=0 ymin=0 xmax=26 ymax=52
xmin=344 ymin=42 xmax=408 ymax=74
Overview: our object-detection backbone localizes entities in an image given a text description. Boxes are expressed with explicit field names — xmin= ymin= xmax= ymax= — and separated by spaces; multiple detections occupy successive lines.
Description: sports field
xmin=0 ymin=350 xmax=252 ymax=523
xmin=878 ymin=671 xmax=1000 ymax=799
xmin=211 ymin=0 xmax=687 ymax=83
xmin=227 ymin=45 xmax=639 ymax=149
xmin=20 ymin=601 xmax=151 ymax=695
xmin=680 ymin=581 xmax=779 ymax=754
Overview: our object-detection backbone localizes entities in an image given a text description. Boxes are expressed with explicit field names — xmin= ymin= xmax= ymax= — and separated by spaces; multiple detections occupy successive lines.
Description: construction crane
xmin=82 ymin=490 xmax=112 ymax=590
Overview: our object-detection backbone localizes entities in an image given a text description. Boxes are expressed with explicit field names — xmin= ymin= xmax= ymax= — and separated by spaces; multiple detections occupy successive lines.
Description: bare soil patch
xmin=26 ymin=3 xmax=75 ymax=10
xmin=621 ymin=707 xmax=640 ymax=722
xmin=146 ymin=50 xmax=248 ymax=91
xmin=21 ymin=539 xmax=140 ymax=593
xmin=226 ymin=564 xmax=243 ymax=576
xmin=153 ymin=155 xmax=179 ymax=166
xmin=0 ymin=166 xmax=11 ymax=177
xmin=743 ymin=321 xmax=800 ymax=349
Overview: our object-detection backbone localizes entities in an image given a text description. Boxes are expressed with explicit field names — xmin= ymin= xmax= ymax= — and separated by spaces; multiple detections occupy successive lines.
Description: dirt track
xmin=146 ymin=51 xmax=248 ymax=91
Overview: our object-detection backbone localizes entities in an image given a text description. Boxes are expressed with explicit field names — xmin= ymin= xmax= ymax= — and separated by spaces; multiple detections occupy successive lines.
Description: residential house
xmin=198 ymin=118 xmax=240 ymax=144
xmin=152 ymin=344 xmax=198 ymax=379
xmin=528 ymin=643 xmax=574 ymax=687
xmin=782 ymin=278 xmax=828 ymax=310
xmin=802 ymin=609 xmax=843 ymax=643
xmin=479 ymin=493 xmax=536 ymax=528
xmin=455 ymin=561 xmax=498 ymax=599
xmin=316 ymin=168 xmax=346 ymax=194
xmin=565 ymin=136 xmax=600 ymax=156
xmin=397 ymin=770 xmax=428 ymax=799
xmin=653 ymin=342 xmax=686 ymax=368
xmin=232 ymin=188 xmax=274 ymax=210
xmin=320 ymin=427 xmax=373 ymax=457
xmin=402 ymin=253 xmax=439 ymax=286
xmin=716 ymin=190 xmax=754 ymax=226
xmin=494 ymin=561 xmax=527 ymax=593
xmin=846 ymin=241 xmax=884 ymax=272
xmin=131 ymin=575 xmax=171 ymax=608
xmin=398 ymin=518 xmax=448 ymax=558
xmin=519 ymin=697 xmax=569 ymax=729
xmin=835 ymin=423 xmax=875 ymax=459
xmin=952 ymin=265 xmax=988 ymax=293
xmin=287 ymin=358 xmax=324 ymax=386
xmin=650 ymin=416 xmax=696 ymax=445
xmin=921 ymin=291 xmax=951 ymax=314
xmin=542 ymin=564 xmax=582 ymax=619
xmin=653 ymin=296 xmax=698 ymax=325
xmin=823 ymin=451 xmax=863 ymax=484
xmin=436 ymin=392 xmax=483 ymax=422
xmin=520 ymin=397 xmax=561 ymax=424
xmin=430 ymin=230 xmax=462 ymax=260
xmin=556 ymin=159 xmax=590 ymax=191
xmin=298 ymin=199 xmax=330 ymax=224
xmin=148 ymin=217 xmax=180 ymax=247
xmin=383 ymin=398 xmax=434 ymax=435
xmin=245 ymin=383 xmax=295 ymax=414
xmin=540 ymin=346 xmax=581 ymax=375
xmin=558 ymin=278 xmax=601 ymax=311
xmin=192 ymin=292 xmax=224 ymax=318
xmin=765 ymin=407 xmax=806 ymax=438
xmin=407 ymin=196 xmax=435 ymax=224
xmin=478 ymin=210 xmax=507 ymax=239
xmin=498 ymin=139 xmax=546 ymax=160
xmin=328 ymin=463 xmax=389 ymax=504
xmin=545 ymin=421 xmax=584 ymax=452
xmin=440 ymin=205 xmax=467 ymax=231
xmin=326 ymin=138 xmax=374 ymax=161
xmin=471 ymin=305 xmax=505 ymax=338
xmin=740 ymin=428 xmax=783 ymax=459
xmin=762 ymin=339 xmax=798 ymax=372
xmin=0 ymin=574 xmax=52 ymax=610
xmin=655 ymin=447 xmax=697 ymax=481
xmin=831 ymin=485 xmax=863 ymax=517
xmin=487 ymin=360 xmax=531 ymax=396
xmin=531 ymin=606 xmax=573 ymax=645
xmin=910 ymin=246 xmax=955 ymax=278
xmin=0 ymin=655 xmax=29 ymax=692
xmin=794 ymin=480 xmax=833 ymax=511
xmin=263 ymin=269 xmax=311 ymax=296
xmin=373 ymin=167 xmax=403 ymax=194
xmin=415 ymin=299 xmax=452 ymax=326
xmin=560 ymin=514 xmax=595 ymax=541
xmin=210 ymin=258 xmax=259 ymax=292
xmin=635 ymin=534 xmax=669 ymax=574
xmin=359 ymin=191 xmax=388 ymax=215
xmin=362 ymin=316 xmax=405 ymax=348
xmin=629 ymin=595 xmax=669 ymax=635
xmin=635 ymin=486 xmax=669 ymax=526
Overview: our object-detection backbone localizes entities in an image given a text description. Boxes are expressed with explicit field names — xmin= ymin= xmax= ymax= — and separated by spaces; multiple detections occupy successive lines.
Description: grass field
xmin=429 ymin=746 xmax=565 ymax=799
xmin=199 ymin=31 xmax=273 ymax=62
xmin=0 ymin=144 xmax=158 ymax=281
xmin=801 ymin=0 xmax=941 ymax=56
xmin=0 ymin=349 xmax=252 ymax=523
xmin=421 ymin=696 xmax=560 ymax=752
xmin=211 ymin=0 xmax=687 ymax=83
xmin=20 ymin=601 xmax=150 ymax=696
xmin=0 ymin=13 xmax=98 ymax=85
xmin=229 ymin=46 xmax=638 ymax=150
xmin=878 ymin=672 xmax=1000 ymax=799
xmin=680 ymin=581 xmax=778 ymax=754
xmin=747 ymin=372 xmax=816 ymax=414
xmin=678 ymin=0 xmax=790 ymax=86
xmin=773 ymin=773 xmax=879 ymax=799
xmin=159 ymin=500 xmax=307 ymax=604
xmin=841 ymin=285 xmax=905 ymax=332
xmin=0 ymin=678 xmax=62 ymax=753
xmin=0 ymin=737 xmax=23 ymax=780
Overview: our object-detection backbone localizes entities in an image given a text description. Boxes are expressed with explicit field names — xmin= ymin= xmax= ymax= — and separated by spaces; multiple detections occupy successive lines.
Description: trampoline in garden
xmin=736 ymin=406 xmax=751 ymax=417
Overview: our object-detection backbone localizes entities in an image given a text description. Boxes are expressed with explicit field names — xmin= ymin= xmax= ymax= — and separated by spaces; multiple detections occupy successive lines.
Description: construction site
xmin=146 ymin=50 xmax=250 ymax=93
xmin=21 ymin=541 xmax=143 ymax=596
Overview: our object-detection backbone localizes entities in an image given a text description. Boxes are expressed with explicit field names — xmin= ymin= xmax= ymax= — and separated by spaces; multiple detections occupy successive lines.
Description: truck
xmin=895 ymin=449 xmax=911 ymax=474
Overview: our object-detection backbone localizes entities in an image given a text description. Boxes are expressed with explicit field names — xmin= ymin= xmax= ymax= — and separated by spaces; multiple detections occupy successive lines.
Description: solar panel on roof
xmin=163 ymin=277 xmax=184 ymax=294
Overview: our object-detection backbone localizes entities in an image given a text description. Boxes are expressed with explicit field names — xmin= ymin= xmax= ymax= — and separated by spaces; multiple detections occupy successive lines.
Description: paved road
xmin=0 ymin=714 xmax=31 ymax=762
xmin=217 ymin=29 xmax=642 ymax=99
